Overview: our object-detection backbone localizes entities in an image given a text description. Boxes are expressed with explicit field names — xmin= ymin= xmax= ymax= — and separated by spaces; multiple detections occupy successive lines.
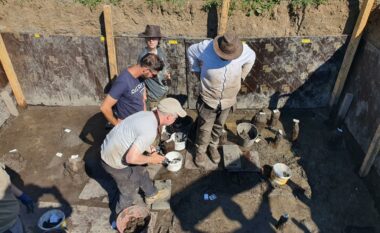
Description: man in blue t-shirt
xmin=100 ymin=53 xmax=164 ymax=126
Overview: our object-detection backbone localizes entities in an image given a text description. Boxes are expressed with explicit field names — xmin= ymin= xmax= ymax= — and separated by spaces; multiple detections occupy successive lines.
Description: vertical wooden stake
xmin=333 ymin=93 xmax=353 ymax=127
xmin=359 ymin=124 xmax=380 ymax=177
xmin=218 ymin=0 xmax=230 ymax=35
xmin=329 ymin=0 xmax=375 ymax=109
xmin=0 ymin=34 xmax=27 ymax=108
xmin=103 ymin=5 xmax=118 ymax=80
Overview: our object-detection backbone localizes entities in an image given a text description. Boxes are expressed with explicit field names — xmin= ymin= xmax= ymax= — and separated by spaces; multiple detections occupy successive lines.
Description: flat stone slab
xmin=151 ymin=180 xmax=171 ymax=210
xmin=222 ymin=145 xmax=242 ymax=170
xmin=79 ymin=178 xmax=108 ymax=200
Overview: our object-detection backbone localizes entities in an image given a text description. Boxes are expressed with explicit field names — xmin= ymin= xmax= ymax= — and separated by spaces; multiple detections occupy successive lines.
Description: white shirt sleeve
xmin=187 ymin=40 xmax=212 ymax=72
xmin=240 ymin=44 xmax=256 ymax=80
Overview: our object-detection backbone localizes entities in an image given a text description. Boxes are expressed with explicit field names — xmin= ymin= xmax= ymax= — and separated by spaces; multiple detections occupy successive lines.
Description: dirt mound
xmin=0 ymin=0 xmax=358 ymax=37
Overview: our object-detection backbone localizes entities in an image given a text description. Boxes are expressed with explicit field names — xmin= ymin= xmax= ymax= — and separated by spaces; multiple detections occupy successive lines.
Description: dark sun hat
xmin=213 ymin=31 xmax=243 ymax=60
xmin=138 ymin=25 xmax=165 ymax=38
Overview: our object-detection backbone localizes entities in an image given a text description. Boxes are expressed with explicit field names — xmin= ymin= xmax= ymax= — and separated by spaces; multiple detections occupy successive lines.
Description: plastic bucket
xmin=168 ymin=132 xmax=187 ymax=151
xmin=270 ymin=163 xmax=292 ymax=185
xmin=37 ymin=209 xmax=66 ymax=232
xmin=237 ymin=123 xmax=258 ymax=148
xmin=164 ymin=151 xmax=183 ymax=172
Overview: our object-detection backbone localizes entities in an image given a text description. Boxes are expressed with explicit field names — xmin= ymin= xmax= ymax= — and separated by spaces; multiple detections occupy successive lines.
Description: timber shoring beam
xmin=0 ymin=34 xmax=27 ymax=108
xmin=103 ymin=5 xmax=118 ymax=80
xmin=359 ymin=125 xmax=380 ymax=177
xmin=329 ymin=0 xmax=375 ymax=110
xmin=218 ymin=0 xmax=230 ymax=35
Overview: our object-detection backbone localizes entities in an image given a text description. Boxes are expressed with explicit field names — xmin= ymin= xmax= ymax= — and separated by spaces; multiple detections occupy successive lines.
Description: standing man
xmin=187 ymin=31 xmax=256 ymax=169
xmin=100 ymin=98 xmax=186 ymax=215
xmin=100 ymin=53 xmax=164 ymax=126
xmin=1 ymin=163 xmax=34 ymax=233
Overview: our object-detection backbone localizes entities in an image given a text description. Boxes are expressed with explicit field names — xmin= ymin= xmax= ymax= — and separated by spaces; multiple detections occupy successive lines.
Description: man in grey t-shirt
xmin=101 ymin=98 xmax=186 ymax=215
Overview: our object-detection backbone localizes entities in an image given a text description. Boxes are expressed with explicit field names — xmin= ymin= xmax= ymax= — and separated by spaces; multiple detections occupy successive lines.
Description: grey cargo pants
xmin=195 ymin=98 xmax=231 ymax=155
xmin=101 ymin=160 xmax=157 ymax=214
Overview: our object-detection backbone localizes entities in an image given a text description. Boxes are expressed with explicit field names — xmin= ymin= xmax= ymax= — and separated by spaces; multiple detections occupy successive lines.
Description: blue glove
xmin=17 ymin=193 xmax=34 ymax=213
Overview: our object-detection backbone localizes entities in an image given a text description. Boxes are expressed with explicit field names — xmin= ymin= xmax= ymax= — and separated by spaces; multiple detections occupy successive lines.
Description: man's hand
xmin=149 ymin=152 xmax=165 ymax=164
xmin=17 ymin=193 xmax=34 ymax=213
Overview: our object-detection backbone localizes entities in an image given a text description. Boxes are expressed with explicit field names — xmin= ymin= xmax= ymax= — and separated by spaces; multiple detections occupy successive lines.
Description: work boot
xmin=145 ymin=188 xmax=170 ymax=205
xmin=208 ymin=146 xmax=221 ymax=164
xmin=195 ymin=153 xmax=217 ymax=170
xmin=194 ymin=153 xmax=207 ymax=169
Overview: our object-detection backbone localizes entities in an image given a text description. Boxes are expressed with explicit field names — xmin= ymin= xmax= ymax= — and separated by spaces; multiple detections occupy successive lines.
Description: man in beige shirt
xmin=187 ymin=32 xmax=256 ymax=169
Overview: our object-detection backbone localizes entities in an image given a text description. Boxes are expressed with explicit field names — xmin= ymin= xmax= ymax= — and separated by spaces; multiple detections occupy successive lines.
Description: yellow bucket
xmin=271 ymin=163 xmax=292 ymax=185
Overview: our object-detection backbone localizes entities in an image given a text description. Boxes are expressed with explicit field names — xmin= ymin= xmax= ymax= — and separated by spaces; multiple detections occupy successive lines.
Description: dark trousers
xmin=195 ymin=98 xmax=231 ymax=154
xmin=101 ymin=160 xmax=157 ymax=214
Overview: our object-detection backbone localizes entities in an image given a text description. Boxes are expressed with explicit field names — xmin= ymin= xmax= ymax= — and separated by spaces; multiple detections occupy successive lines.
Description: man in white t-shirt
xmin=101 ymin=97 xmax=186 ymax=215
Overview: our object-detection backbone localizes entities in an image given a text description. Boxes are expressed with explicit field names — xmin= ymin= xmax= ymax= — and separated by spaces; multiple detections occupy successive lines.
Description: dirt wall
xmin=0 ymin=0 xmax=360 ymax=38
xmin=0 ymin=33 xmax=347 ymax=110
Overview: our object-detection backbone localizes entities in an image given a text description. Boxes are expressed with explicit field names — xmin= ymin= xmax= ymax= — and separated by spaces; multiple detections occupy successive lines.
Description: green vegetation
xmin=75 ymin=0 xmax=121 ymax=8
xmin=145 ymin=0 xmax=188 ymax=9
xmin=75 ymin=0 xmax=327 ymax=13
xmin=202 ymin=0 xmax=328 ymax=16
xmin=290 ymin=0 xmax=327 ymax=8
xmin=201 ymin=0 xmax=222 ymax=12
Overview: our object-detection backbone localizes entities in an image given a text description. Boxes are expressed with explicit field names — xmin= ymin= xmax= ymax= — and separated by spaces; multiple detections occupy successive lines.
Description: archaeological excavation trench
xmin=0 ymin=1 xmax=380 ymax=232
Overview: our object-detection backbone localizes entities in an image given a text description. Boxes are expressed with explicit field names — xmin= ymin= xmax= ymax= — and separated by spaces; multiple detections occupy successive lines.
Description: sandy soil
xmin=1 ymin=106 xmax=380 ymax=232
xmin=0 ymin=0 xmax=361 ymax=38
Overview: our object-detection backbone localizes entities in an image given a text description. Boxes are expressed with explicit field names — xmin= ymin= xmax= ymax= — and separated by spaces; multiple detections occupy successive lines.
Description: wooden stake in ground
xmin=103 ymin=5 xmax=118 ymax=80
xmin=218 ymin=0 xmax=230 ymax=35
xmin=359 ymin=124 xmax=380 ymax=177
xmin=0 ymin=34 xmax=27 ymax=108
xmin=333 ymin=93 xmax=353 ymax=127
xmin=329 ymin=0 xmax=375 ymax=109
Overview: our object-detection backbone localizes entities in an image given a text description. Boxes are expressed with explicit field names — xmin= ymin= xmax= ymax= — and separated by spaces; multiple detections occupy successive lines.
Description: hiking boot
xmin=145 ymin=188 xmax=170 ymax=205
xmin=208 ymin=146 xmax=221 ymax=164
xmin=194 ymin=153 xmax=207 ymax=169
xmin=195 ymin=153 xmax=217 ymax=170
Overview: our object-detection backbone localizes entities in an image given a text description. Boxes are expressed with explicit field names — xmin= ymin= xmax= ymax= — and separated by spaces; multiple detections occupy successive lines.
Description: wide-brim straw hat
xmin=213 ymin=31 xmax=243 ymax=60
xmin=138 ymin=25 xmax=165 ymax=38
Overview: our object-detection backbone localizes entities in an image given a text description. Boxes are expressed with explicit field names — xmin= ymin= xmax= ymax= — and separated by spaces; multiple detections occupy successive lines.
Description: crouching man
xmin=100 ymin=98 xmax=187 ymax=215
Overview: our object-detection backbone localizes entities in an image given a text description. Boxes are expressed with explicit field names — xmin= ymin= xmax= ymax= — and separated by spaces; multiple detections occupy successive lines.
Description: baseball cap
xmin=157 ymin=98 xmax=187 ymax=117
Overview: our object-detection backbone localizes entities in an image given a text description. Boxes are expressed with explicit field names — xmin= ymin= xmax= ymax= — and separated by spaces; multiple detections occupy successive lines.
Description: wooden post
xmin=329 ymin=0 xmax=375 ymax=109
xmin=218 ymin=0 xmax=230 ymax=35
xmin=333 ymin=93 xmax=353 ymax=127
xmin=103 ymin=5 xmax=118 ymax=80
xmin=0 ymin=34 xmax=27 ymax=108
xmin=359 ymin=124 xmax=380 ymax=177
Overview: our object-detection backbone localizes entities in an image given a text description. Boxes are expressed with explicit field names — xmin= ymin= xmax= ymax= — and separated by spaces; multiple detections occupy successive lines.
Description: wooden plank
xmin=333 ymin=93 xmax=353 ymax=127
xmin=359 ymin=124 xmax=380 ymax=177
xmin=0 ymin=34 xmax=27 ymax=108
xmin=103 ymin=5 xmax=118 ymax=80
xmin=329 ymin=0 xmax=375 ymax=109
xmin=218 ymin=0 xmax=230 ymax=35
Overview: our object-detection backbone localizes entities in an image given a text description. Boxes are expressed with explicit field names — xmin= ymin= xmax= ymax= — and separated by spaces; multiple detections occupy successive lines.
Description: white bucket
xmin=169 ymin=132 xmax=187 ymax=151
xmin=164 ymin=151 xmax=183 ymax=172
xmin=271 ymin=163 xmax=292 ymax=185
xmin=37 ymin=209 xmax=66 ymax=232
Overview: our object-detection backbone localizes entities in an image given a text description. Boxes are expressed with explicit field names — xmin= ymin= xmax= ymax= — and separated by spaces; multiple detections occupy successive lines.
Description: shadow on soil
xmin=79 ymin=112 xmax=118 ymax=223
xmin=6 ymin=166 xmax=73 ymax=231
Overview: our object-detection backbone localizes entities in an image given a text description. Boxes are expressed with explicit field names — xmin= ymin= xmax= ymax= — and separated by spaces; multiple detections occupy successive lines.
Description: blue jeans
xmin=101 ymin=161 xmax=157 ymax=214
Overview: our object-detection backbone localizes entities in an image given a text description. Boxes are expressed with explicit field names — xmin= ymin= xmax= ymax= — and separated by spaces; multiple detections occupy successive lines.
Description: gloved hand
xmin=17 ymin=193 xmax=34 ymax=213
